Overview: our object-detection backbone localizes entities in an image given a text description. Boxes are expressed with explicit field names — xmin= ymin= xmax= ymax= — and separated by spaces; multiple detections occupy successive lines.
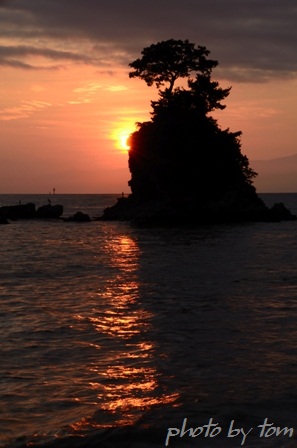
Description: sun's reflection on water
xmin=71 ymin=232 xmax=179 ymax=430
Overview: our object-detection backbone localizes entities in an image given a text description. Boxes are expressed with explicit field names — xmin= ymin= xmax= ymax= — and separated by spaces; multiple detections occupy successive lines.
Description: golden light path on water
xmin=4 ymin=202 xmax=297 ymax=446
xmin=70 ymin=233 xmax=179 ymax=432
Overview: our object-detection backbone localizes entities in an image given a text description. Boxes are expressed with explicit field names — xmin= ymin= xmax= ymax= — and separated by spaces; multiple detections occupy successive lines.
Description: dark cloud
xmin=0 ymin=44 xmax=99 ymax=69
xmin=0 ymin=58 xmax=48 ymax=70
xmin=1 ymin=0 xmax=297 ymax=81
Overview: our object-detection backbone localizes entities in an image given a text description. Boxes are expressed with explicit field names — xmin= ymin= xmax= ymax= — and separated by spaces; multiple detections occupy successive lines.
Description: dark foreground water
xmin=1 ymin=193 xmax=297 ymax=448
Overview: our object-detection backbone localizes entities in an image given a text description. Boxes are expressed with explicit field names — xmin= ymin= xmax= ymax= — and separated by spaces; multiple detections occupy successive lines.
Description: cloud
xmin=0 ymin=58 xmax=63 ymax=70
xmin=105 ymin=85 xmax=128 ymax=92
xmin=68 ymin=82 xmax=128 ymax=105
xmin=1 ymin=0 xmax=297 ymax=81
xmin=0 ymin=100 xmax=51 ymax=121
xmin=73 ymin=83 xmax=102 ymax=94
xmin=0 ymin=44 xmax=97 ymax=62
xmin=0 ymin=44 xmax=104 ymax=70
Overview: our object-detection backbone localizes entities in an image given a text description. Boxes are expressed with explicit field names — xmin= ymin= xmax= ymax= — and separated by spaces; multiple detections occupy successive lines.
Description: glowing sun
xmin=111 ymin=123 xmax=135 ymax=151
xmin=119 ymin=130 xmax=131 ymax=150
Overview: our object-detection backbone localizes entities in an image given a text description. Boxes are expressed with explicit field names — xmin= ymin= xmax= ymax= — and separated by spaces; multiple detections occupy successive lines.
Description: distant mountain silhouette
xmin=252 ymin=153 xmax=297 ymax=192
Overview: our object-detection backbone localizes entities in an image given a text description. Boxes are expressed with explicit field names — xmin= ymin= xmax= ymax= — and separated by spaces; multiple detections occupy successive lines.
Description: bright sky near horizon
xmin=0 ymin=0 xmax=297 ymax=193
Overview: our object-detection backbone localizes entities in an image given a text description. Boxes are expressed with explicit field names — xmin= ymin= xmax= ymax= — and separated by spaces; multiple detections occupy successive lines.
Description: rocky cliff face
xmin=100 ymin=120 xmax=296 ymax=225
xmin=100 ymin=191 xmax=296 ymax=226
xmin=100 ymin=39 xmax=297 ymax=226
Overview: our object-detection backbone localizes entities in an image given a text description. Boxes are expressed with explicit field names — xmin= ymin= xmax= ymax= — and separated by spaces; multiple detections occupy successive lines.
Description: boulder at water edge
xmin=36 ymin=204 xmax=63 ymax=219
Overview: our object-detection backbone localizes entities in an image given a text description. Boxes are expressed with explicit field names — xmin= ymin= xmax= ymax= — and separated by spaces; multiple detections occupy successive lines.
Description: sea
xmin=1 ymin=193 xmax=297 ymax=448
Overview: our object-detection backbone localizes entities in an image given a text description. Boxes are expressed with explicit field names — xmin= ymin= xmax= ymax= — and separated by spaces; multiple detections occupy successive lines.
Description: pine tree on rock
xmin=128 ymin=39 xmax=257 ymax=209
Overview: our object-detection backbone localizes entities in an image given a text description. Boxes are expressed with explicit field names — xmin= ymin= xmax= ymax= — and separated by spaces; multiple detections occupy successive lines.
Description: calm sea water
xmin=1 ymin=193 xmax=297 ymax=448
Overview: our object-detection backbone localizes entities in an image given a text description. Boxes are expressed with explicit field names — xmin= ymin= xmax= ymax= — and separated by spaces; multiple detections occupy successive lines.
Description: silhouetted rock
xmin=269 ymin=202 xmax=297 ymax=221
xmin=0 ymin=203 xmax=36 ymax=220
xmin=0 ymin=215 xmax=9 ymax=224
xmin=98 ymin=196 xmax=139 ymax=221
xmin=64 ymin=211 xmax=91 ymax=222
xmin=36 ymin=204 xmax=63 ymax=219
xmin=100 ymin=191 xmax=296 ymax=226
xmin=101 ymin=39 xmax=296 ymax=226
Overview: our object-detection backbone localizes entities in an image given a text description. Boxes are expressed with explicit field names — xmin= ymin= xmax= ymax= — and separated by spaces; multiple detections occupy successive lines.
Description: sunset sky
xmin=1 ymin=0 xmax=297 ymax=193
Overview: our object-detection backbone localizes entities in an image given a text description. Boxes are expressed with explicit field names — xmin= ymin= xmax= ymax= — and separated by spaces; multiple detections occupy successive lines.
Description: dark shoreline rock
xmin=98 ymin=194 xmax=297 ymax=227
xmin=63 ymin=211 xmax=91 ymax=222
xmin=0 ymin=202 xmax=94 ymax=224
xmin=0 ymin=203 xmax=64 ymax=221
xmin=0 ymin=203 xmax=36 ymax=220
xmin=269 ymin=202 xmax=297 ymax=222
xmin=36 ymin=204 xmax=63 ymax=219
xmin=0 ymin=216 xmax=9 ymax=224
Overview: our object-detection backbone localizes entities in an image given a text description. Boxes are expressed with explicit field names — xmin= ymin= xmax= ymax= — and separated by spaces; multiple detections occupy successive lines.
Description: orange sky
xmin=0 ymin=1 xmax=297 ymax=193
xmin=0 ymin=64 xmax=153 ymax=193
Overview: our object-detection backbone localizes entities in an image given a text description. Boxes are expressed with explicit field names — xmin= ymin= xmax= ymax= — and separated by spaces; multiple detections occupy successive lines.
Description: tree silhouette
xmin=129 ymin=39 xmax=217 ymax=94
xmin=128 ymin=39 xmax=257 ymax=207
xmin=101 ymin=39 xmax=296 ymax=222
